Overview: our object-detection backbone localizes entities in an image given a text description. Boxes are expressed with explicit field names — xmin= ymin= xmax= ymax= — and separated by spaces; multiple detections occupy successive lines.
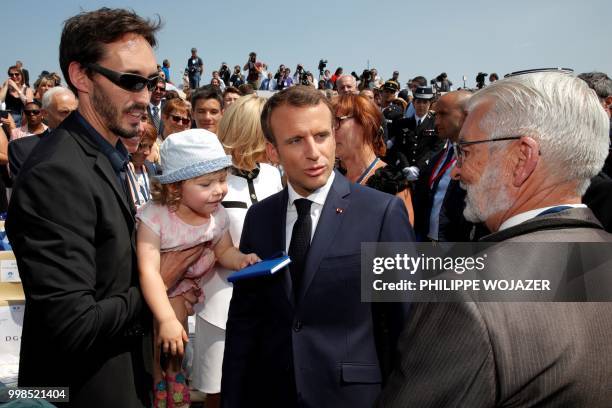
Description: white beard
xmin=462 ymin=164 xmax=512 ymax=223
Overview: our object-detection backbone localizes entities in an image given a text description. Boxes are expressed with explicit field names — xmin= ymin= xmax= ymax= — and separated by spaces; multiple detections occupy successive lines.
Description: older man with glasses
xmin=379 ymin=70 xmax=612 ymax=407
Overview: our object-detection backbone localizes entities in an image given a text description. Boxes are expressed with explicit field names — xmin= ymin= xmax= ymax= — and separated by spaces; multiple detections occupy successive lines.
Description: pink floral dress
xmin=137 ymin=202 xmax=229 ymax=302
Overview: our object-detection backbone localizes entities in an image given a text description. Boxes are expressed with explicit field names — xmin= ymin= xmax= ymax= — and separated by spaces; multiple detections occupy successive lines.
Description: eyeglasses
xmin=170 ymin=115 xmax=191 ymax=126
xmin=84 ymin=63 xmax=159 ymax=92
xmin=334 ymin=115 xmax=353 ymax=130
xmin=453 ymin=136 xmax=521 ymax=168
xmin=24 ymin=109 xmax=41 ymax=116
xmin=8 ymin=72 xmax=21 ymax=77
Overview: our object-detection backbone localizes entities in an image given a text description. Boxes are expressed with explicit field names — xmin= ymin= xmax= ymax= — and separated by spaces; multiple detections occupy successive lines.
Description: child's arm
xmin=137 ymin=223 xmax=188 ymax=356
xmin=214 ymin=229 xmax=260 ymax=270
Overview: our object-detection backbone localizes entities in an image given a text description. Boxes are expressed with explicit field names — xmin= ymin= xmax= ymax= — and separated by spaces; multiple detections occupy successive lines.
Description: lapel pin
xmin=336 ymin=208 xmax=344 ymax=214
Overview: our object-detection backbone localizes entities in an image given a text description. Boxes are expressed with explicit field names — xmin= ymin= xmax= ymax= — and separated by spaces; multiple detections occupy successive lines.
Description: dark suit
xmin=412 ymin=146 xmax=484 ymax=241
xmin=221 ymin=173 xmax=415 ymax=408
xmin=583 ymin=172 xmax=612 ymax=232
xmin=378 ymin=208 xmax=612 ymax=407
xmin=6 ymin=112 xmax=151 ymax=407
xmin=386 ymin=112 xmax=445 ymax=173
xmin=8 ymin=131 xmax=49 ymax=180
xmin=147 ymin=102 xmax=164 ymax=136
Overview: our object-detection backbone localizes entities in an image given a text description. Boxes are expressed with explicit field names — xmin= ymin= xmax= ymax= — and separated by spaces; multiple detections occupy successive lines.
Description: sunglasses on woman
xmin=170 ymin=115 xmax=191 ymax=126
xmin=24 ymin=109 xmax=41 ymax=116
xmin=85 ymin=63 xmax=160 ymax=92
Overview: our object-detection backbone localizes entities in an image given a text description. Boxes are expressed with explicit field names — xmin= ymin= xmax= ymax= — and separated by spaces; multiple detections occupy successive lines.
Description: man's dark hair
xmin=223 ymin=86 xmax=242 ymax=96
xmin=412 ymin=76 xmax=427 ymax=87
xmin=191 ymin=85 xmax=224 ymax=110
xmin=59 ymin=7 xmax=162 ymax=94
xmin=261 ymin=85 xmax=333 ymax=144
xmin=578 ymin=72 xmax=612 ymax=100
xmin=238 ymin=83 xmax=255 ymax=95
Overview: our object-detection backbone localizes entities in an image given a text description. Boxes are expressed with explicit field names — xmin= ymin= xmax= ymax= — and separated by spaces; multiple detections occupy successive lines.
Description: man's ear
xmin=265 ymin=140 xmax=279 ymax=165
xmin=512 ymin=136 xmax=539 ymax=187
xmin=68 ymin=61 xmax=91 ymax=95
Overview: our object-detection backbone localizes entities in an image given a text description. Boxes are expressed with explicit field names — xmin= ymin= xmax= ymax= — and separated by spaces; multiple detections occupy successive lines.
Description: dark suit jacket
xmin=378 ymin=208 xmax=612 ymax=407
xmin=8 ymin=131 xmax=49 ymax=181
xmin=412 ymin=147 xmax=479 ymax=241
xmin=386 ymin=112 xmax=445 ymax=172
xmin=221 ymin=173 xmax=415 ymax=408
xmin=583 ymin=172 xmax=612 ymax=232
xmin=147 ymin=101 xmax=165 ymax=136
xmin=6 ymin=112 xmax=151 ymax=408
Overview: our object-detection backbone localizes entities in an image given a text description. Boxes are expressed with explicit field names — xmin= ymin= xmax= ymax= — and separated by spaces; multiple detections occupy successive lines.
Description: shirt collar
xmin=287 ymin=171 xmax=335 ymax=208
xmin=498 ymin=204 xmax=587 ymax=231
xmin=75 ymin=111 xmax=129 ymax=175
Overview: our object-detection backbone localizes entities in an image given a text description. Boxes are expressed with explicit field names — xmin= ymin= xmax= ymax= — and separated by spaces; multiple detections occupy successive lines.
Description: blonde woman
xmin=191 ymin=94 xmax=282 ymax=408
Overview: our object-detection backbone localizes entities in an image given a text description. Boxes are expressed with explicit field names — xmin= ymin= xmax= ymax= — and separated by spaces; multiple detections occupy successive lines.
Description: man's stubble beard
xmin=91 ymin=86 xmax=140 ymax=139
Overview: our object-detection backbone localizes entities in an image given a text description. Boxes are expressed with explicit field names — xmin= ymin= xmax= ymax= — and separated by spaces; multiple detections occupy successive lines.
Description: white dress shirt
xmin=285 ymin=172 xmax=336 ymax=251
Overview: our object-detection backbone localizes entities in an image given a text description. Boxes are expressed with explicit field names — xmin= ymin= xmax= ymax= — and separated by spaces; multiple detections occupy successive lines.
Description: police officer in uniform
xmin=386 ymin=86 xmax=445 ymax=181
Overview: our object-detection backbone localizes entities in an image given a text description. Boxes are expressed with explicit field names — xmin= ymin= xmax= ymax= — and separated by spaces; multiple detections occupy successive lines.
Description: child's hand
xmin=238 ymin=253 xmax=261 ymax=269
xmin=157 ymin=317 xmax=189 ymax=356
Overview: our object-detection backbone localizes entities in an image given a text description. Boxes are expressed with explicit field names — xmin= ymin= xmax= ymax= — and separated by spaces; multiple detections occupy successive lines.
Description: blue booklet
xmin=227 ymin=255 xmax=291 ymax=283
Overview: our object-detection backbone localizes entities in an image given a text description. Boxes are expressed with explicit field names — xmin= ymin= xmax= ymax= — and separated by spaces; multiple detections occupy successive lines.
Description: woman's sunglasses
xmin=170 ymin=115 xmax=191 ymax=126
xmin=85 ymin=63 xmax=159 ymax=92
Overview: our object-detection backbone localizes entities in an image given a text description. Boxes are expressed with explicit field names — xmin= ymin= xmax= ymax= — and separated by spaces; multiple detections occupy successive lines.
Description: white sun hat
xmin=156 ymin=128 xmax=232 ymax=184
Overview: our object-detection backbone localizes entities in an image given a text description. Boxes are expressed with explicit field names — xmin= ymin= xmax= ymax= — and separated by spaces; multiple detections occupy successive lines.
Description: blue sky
xmin=3 ymin=0 xmax=610 ymax=89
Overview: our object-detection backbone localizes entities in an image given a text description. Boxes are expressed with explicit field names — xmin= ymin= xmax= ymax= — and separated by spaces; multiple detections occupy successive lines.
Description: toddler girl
xmin=136 ymin=129 xmax=258 ymax=408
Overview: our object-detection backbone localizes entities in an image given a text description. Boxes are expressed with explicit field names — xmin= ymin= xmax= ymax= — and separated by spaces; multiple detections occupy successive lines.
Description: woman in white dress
xmin=192 ymin=94 xmax=283 ymax=407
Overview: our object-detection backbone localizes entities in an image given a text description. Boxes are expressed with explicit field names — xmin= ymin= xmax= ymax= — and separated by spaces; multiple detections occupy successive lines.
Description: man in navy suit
xmin=221 ymin=86 xmax=415 ymax=408
xmin=412 ymin=90 xmax=483 ymax=241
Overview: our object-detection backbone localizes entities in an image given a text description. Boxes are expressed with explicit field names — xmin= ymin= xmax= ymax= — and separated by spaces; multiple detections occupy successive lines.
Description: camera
xmin=318 ymin=59 xmax=327 ymax=75
xmin=301 ymin=71 xmax=312 ymax=86
xmin=476 ymin=72 xmax=488 ymax=89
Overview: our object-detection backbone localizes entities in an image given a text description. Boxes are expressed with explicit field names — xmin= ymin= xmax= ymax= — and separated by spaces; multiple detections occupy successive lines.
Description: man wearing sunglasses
xmin=147 ymin=78 xmax=166 ymax=135
xmin=6 ymin=8 xmax=200 ymax=408
xmin=379 ymin=71 xmax=612 ymax=407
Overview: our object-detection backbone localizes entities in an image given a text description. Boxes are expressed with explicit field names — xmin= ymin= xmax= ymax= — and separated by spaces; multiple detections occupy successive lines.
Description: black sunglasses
xmin=8 ymin=72 xmax=21 ymax=77
xmin=85 ymin=63 xmax=159 ymax=92
xmin=170 ymin=115 xmax=191 ymax=126
xmin=24 ymin=109 xmax=41 ymax=116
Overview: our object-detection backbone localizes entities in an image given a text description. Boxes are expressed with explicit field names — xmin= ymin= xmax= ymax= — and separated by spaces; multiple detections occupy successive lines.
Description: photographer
xmin=358 ymin=69 xmax=372 ymax=91
xmin=243 ymin=51 xmax=263 ymax=89
xmin=218 ymin=62 xmax=230 ymax=86
xmin=186 ymin=47 xmax=204 ymax=89
xmin=293 ymin=63 xmax=306 ymax=85
xmin=436 ymin=72 xmax=452 ymax=92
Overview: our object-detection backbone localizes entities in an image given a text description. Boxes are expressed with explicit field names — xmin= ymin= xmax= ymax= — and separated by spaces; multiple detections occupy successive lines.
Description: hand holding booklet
xmin=227 ymin=254 xmax=291 ymax=283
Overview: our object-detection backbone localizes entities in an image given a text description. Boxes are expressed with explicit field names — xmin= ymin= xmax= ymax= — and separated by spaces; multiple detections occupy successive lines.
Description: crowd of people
xmin=2 ymin=6 xmax=612 ymax=408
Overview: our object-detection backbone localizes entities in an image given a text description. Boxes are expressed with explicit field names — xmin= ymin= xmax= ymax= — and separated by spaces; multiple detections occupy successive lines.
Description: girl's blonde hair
xmin=217 ymin=94 xmax=268 ymax=170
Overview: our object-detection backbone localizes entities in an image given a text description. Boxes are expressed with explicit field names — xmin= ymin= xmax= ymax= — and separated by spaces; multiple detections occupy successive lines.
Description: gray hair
xmin=578 ymin=72 xmax=612 ymax=100
xmin=467 ymin=72 xmax=610 ymax=195
xmin=42 ymin=86 xmax=76 ymax=109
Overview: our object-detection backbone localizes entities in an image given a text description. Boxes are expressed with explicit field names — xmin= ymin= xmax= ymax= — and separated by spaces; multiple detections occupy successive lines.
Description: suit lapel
xmin=297 ymin=174 xmax=350 ymax=305
xmin=94 ymin=156 xmax=136 ymax=226
xmin=275 ymin=189 xmax=294 ymax=306
xmin=65 ymin=114 xmax=136 ymax=227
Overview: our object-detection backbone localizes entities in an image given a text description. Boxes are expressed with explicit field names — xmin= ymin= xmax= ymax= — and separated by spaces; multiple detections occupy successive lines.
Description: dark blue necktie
xmin=289 ymin=199 xmax=312 ymax=297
